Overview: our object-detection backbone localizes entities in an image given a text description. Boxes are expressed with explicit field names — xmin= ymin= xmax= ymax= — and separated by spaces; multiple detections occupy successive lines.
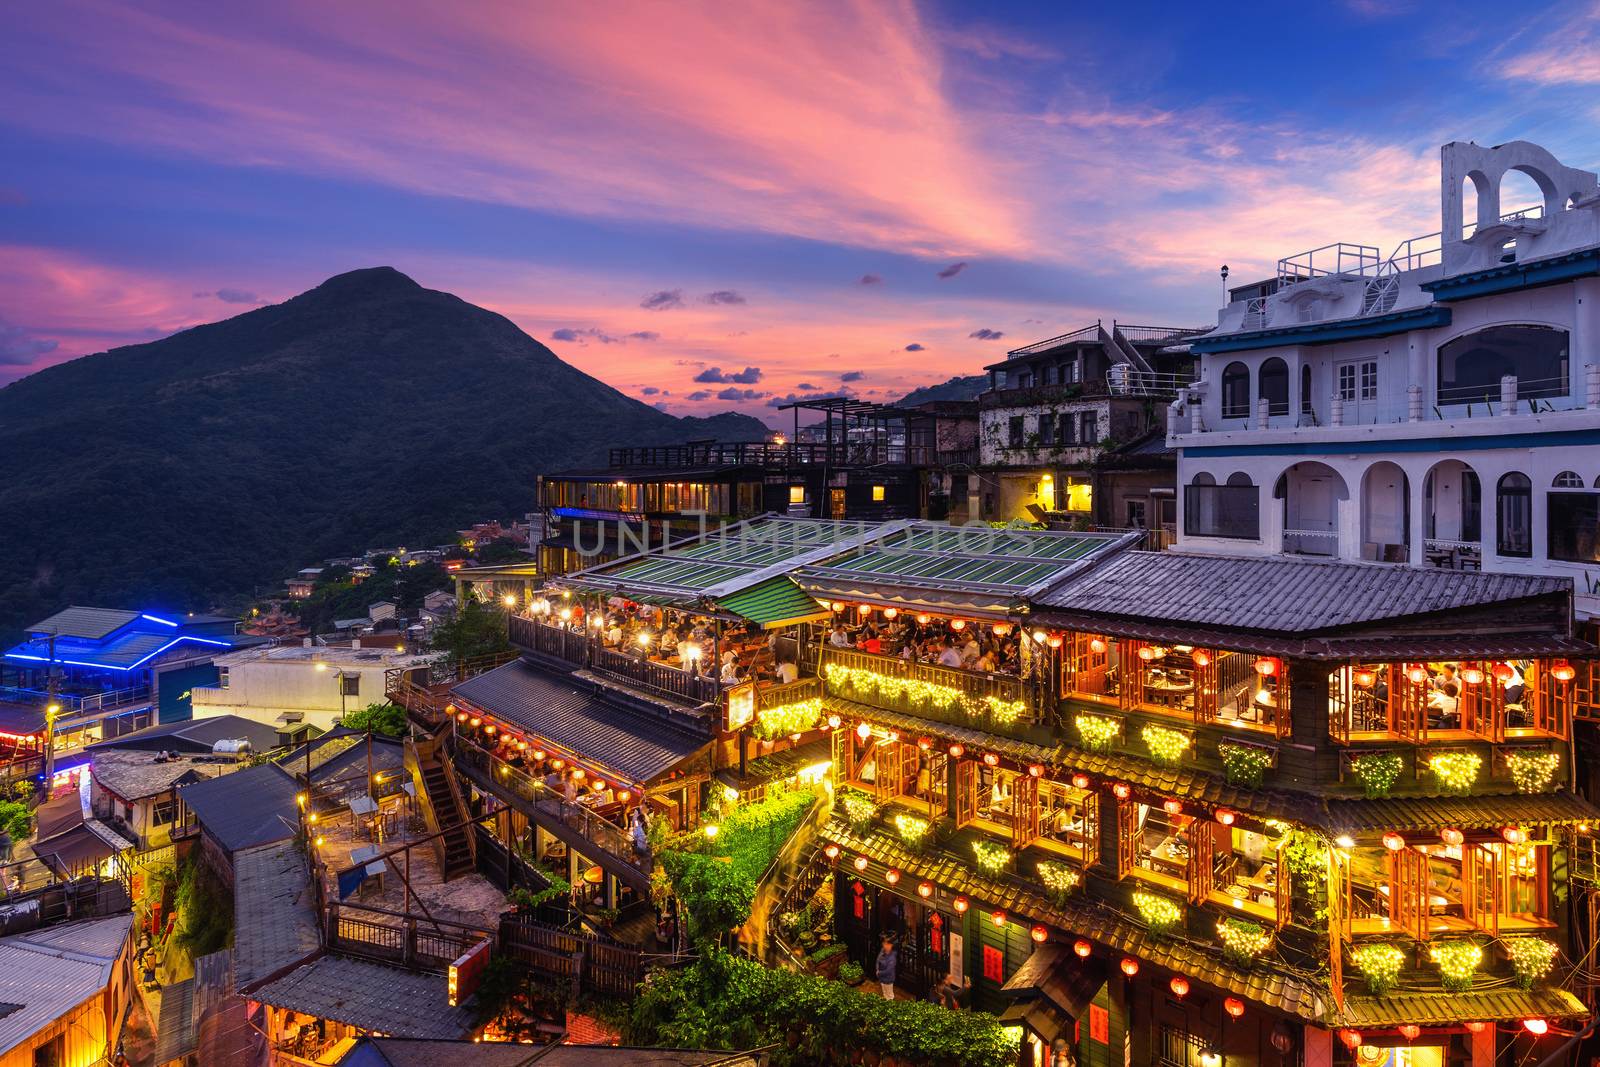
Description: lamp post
xmin=1219 ymin=264 xmax=1230 ymax=302
xmin=43 ymin=703 xmax=60 ymax=786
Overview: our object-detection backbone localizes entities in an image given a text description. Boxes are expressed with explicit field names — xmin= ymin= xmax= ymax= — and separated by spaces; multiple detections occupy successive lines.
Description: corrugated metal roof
xmin=179 ymin=764 xmax=300 ymax=853
xmin=251 ymin=955 xmax=475 ymax=1039
xmin=25 ymin=606 xmax=141 ymax=639
xmin=1034 ymin=551 xmax=1570 ymax=635
xmin=452 ymin=660 xmax=708 ymax=784
xmin=0 ymin=914 xmax=132 ymax=1056
xmin=1340 ymin=987 xmax=1587 ymax=1026
xmin=714 ymin=577 xmax=829 ymax=629
xmin=233 ymin=841 xmax=320 ymax=988
xmin=89 ymin=714 xmax=282 ymax=754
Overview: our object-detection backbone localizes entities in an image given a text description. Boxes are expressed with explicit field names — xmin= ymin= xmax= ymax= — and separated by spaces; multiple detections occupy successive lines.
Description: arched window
xmin=1300 ymin=365 xmax=1313 ymax=417
xmin=1259 ymin=358 xmax=1289 ymax=417
xmin=1185 ymin=471 xmax=1258 ymax=539
xmin=1497 ymin=472 xmax=1532 ymax=558
xmin=1438 ymin=326 xmax=1569 ymax=405
xmin=1221 ymin=362 xmax=1250 ymax=419
xmin=1553 ymin=471 xmax=1583 ymax=488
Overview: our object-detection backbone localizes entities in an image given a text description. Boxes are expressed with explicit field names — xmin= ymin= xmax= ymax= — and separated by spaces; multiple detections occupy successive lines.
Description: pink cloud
xmin=5 ymin=0 xmax=1028 ymax=258
xmin=1503 ymin=1 xmax=1600 ymax=85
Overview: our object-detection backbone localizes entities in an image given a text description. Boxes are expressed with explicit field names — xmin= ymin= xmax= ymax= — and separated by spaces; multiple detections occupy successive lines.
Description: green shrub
xmin=338 ymin=701 xmax=408 ymax=737
xmin=0 ymin=800 xmax=32 ymax=841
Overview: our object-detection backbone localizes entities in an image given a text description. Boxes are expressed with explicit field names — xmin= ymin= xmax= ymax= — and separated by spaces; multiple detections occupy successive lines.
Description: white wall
xmin=190 ymin=659 xmax=396 ymax=733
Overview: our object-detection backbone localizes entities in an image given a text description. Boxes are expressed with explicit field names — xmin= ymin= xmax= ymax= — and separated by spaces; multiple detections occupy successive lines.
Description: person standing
xmin=875 ymin=936 xmax=898 ymax=1000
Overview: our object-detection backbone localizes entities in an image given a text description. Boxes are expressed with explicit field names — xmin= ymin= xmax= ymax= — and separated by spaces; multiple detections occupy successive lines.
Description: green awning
xmin=716 ymin=577 xmax=830 ymax=629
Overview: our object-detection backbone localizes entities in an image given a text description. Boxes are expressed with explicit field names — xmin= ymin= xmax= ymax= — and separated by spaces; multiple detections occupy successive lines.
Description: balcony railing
xmin=817 ymin=646 xmax=1037 ymax=731
xmin=1422 ymin=538 xmax=1483 ymax=571
xmin=605 ymin=441 xmax=934 ymax=469
xmin=325 ymin=900 xmax=492 ymax=974
xmin=508 ymin=616 xmax=719 ymax=706
xmin=450 ymin=738 xmax=643 ymax=870
xmin=0 ymin=684 xmax=151 ymax=715
xmin=1283 ymin=529 xmax=1339 ymax=557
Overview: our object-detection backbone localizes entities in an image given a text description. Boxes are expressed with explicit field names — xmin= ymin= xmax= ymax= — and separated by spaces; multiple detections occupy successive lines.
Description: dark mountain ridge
xmin=0 ymin=267 xmax=764 ymax=635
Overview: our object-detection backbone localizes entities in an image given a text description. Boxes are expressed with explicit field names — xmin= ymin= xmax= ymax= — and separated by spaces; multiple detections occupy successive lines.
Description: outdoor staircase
xmin=419 ymin=757 xmax=475 ymax=881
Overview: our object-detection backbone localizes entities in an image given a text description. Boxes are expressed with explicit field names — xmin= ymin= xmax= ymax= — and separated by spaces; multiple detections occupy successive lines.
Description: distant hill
xmin=895 ymin=374 xmax=988 ymax=406
xmin=0 ymin=267 xmax=765 ymax=636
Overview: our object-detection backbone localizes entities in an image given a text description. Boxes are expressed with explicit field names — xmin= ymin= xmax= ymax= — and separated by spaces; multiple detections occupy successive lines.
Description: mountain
xmin=895 ymin=374 xmax=988 ymax=406
xmin=0 ymin=267 xmax=766 ymax=636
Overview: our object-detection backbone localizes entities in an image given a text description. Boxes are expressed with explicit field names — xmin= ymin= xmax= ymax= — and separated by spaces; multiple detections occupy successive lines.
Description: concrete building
xmin=190 ymin=643 xmax=437 ymax=734
xmin=1170 ymin=139 xmax=1600 ymax=622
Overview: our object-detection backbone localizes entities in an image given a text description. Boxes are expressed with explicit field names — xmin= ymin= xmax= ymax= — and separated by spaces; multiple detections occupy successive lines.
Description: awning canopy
xmin=714 ymin=577 xmax=829 ymax=629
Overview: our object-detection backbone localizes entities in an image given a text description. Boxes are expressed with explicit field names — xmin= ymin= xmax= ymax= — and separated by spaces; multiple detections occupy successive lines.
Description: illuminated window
xmin=788 ymin=486 xmax=805 ymax=505
xmin=1064 ymin=477 xmax=1092 ymax=513
xmin=871 ymin=485 xmax=885 ymax=502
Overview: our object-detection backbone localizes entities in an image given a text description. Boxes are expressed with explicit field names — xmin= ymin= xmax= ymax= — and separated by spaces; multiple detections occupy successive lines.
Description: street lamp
xmin=43 ymin=703 xmax=61 ymax=784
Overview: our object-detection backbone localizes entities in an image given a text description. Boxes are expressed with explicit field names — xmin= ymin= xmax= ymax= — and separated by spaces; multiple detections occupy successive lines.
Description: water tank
xmin=212 ymin=738 xmax=253 ymax=757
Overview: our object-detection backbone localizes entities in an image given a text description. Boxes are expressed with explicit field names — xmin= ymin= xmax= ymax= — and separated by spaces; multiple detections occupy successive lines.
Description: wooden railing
xmin=755 ymin=677 xmax=823 ymax=712
xmin=509 ymin=616 xmax=719 ymax=706
xmin=817 ymin=646 xmax=1036 ymax=728
xmin=498 ymin=915 xmax=691 ymax=997
xmin=325 ymin=901 xmax=493 ymax=974
xmin=450 ymin=739 xmax=641 ymax=870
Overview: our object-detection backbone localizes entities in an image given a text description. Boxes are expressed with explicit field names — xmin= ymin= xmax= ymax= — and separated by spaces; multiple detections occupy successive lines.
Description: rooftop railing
xmin=508 ymin=616 xmax=720 ymax=706
xmin=603 ymin=441 xmax=934 ymax=469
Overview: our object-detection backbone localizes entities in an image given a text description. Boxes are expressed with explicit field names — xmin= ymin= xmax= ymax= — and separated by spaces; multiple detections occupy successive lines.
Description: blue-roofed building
xmin=0 ymin=607 xmax=261 ymax=777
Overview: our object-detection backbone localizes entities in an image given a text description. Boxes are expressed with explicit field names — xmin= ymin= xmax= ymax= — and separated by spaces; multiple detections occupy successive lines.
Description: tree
xmin=427 ymin=599 xmax=512 ymax=663
xmin=473 ymin=537 xmax=529 ymax=564
xmin=339 ymin=702 xmax=409 ymax=737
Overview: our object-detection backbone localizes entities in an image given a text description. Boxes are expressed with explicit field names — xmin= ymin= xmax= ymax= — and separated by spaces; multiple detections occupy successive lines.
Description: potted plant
xmin=839 ymin=960 xmax=865 ymax=986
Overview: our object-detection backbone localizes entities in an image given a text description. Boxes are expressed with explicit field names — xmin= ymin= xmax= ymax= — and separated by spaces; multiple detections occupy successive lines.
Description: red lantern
xmin=1163 ymin=799 xmax=1183 ymax=815
xmin=1502 ymin=826 xmax=1528 ymax=845
xmin=1113 ymin=783 xmax=1131 ymax=800
xmin=1169 ymin=976 xmax=1189 ymax=997
xmin=1047 ymin=634 xmax=1063 ymax=649
xmin=1027 ymin=764 xmax=1043 ymax=778
xmin=853 ymin=855 xmax=869 ymax=871
xmin=824 ymin=844 xmax=840 ymax=861
xmin=917 ymin=881 xmax=934 ymax=899
xmin=950 ymin=619 xmax=966 ymax=631
xmin=1493 ymin=662 xmax=1515 ymax=682
xmin=1071 ymin=773 xmax=1091 ymax=789
xmin=983 ymin=752 xmax=1000 ymax=767
xmin=1120 ymin=957 xmax=1139 ymax=977
xmin=1439 ymin=828 xmax=1464 ymax=847
xmin=885 ymin=868 xmax=900 ymax=885
xmin=1382 ymin=832 xmax=1406 ymax=851
xmin=1138 ymin=646 xmax=1157 ymax=662
xmin=1254 ymin=658 xmax=1277 ymax=676
xmin=1192 ymin=650 xmax=1211 ymax=668
xmin=532 ymin=749 xmax=547 ymax=762
xmin=1073 ymin=939 xmax=1092 ymax=958
xmin=1399 ymin=1024 xmax=1420 ymax=1042
xmin=858 ymin=604 xmax=872 ymax=616
xmin=1215 ymin=808 xmax=1236 ymax=826
xmin=917 ymin=737 xmax=931 ymax=751
xmin=916 ymin=614 xmax=931 ymax=625
xmin=1353 ymin=668 xmax=1376 ymax=688
xmin=827 ymin=714 xmax=842 ymax=729
xmin=1339 ymin=1030 xmax=1363 ymax=1051
xmin=1464 ymin=1021 xmax=1488 ymax=1034
xmin=1553 ymin=661 xmax=1577 ymax=682
xmin=1407 ymin=665 xmax=1429 ymax=686
xmin=1524 ymin=1018 xmax=1549 ymax=1036
xmin=992 ymin=623 xmax=1010 ymax=637
xmin=856 ymin=722 xmax=872 ymax=741
xmin=1460 ymin=667 xmax=1484 ymax=685
xmin=1089 ymin=637 xmax=1108 ymax=655
xmin=1224 ymin=997 xmax=1245 ymax=1019
xmin=1030 ymin=924 xmax=1048 ymax=943
xmin=949 ymin=743 xmax=965 ymax=758
xmin=952 ymin=895 xmax=969 ymax=913
xmin=991 ymin=909 xmax=1006 ymax=928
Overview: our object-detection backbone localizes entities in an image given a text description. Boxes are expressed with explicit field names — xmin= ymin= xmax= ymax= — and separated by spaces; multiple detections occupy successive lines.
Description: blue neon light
xmin=140 ymin=614 xmax=179 ymax=627
xmin=3 ymin=634 xmax=234 ymax=671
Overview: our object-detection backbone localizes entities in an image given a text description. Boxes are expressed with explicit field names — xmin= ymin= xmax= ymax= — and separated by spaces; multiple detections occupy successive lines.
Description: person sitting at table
xmin=961 ymin=634 xmax=980 ymax=662
xmin=1431 ymin=664 xmax=1461 ymax=700
xmin=720 ymin=657 xmax=742 ymax=685
xmin=775 ymin=658 xmax=798 ymax=684
xmin=861 ymin=629 xmax=883 ymax=654
xmin=828 ymin=623 xmax=853 ymax=648
xmin=936 ymin=641 xmax=964 ymax=669
xmin=1502 ymin=661 xmax=1526 ymax=706
xmin=605 ymin=619 xmax=623 ymax=648
xmin=975 ymin=649 xmax=997 ymax=673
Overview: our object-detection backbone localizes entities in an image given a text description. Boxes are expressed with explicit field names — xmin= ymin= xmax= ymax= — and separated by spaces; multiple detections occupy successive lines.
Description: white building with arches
xmin=1170 ymin=138 xmax=1600 ymax=619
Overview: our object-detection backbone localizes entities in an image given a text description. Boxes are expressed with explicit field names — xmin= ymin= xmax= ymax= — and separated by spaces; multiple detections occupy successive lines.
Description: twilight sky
xmin=3 ymin=1 xmax=1599 ymax=425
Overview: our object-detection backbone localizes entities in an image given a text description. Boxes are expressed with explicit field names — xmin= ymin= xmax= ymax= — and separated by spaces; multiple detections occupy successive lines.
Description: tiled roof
xmin=233 ymin=841 xmax=320 ymax=989
xmin=251 ymin=955 xmax=475 ymax=1039
xmin=452 ymin=660 xmax=708 ymax=785
xmin=1339 ymin=987 xmax=1587 ymax=1026
xmin=25 ymin=607 xmax=140 ymax=639
xmin=89 ymin=714 xmax=282 ymax=755
xmin=820 ymin=820 xmax=1327 ymax=1021
xmin=1033 ymin=551 xmax=1570 ymax=636
xmin=1325 ymin=791 xmax=1600 ymax=833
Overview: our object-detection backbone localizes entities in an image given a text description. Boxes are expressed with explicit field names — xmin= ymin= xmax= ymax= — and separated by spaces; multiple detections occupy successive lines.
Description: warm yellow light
xmin=296 ymin=792 xmax=307 ymax=808
xmin=637 ymin=632 xmax=653 ymax=647
xmin=703 ymin=824 xmax=719 ymax=839
xmin=314 ymin=662 xmax=328 ymax=672
xmin=872 ymin=485 xmax=885 ymax=502
xmin=503 ymin=594 xmax=518 ymax=607
xmin=314 ymin=835 xmax=325 ymax=848
xmin=723 ymin=786 xmax=738 ymax=802
xmin=788 ymin=486 xmax=805 ymax=504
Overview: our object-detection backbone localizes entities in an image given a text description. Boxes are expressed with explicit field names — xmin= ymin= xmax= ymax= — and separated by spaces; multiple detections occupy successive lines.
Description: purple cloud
xmin=716 ymin=387 xmax=766 ymax=401
xmin=858 ymin=273 xmax=883 ymax=285
xmin=840 ymin=370 xmax=865 ymax=382
xmin=703 ymin=290 xmax=746 ymax=305
xmin=551 ymin=327 xmax=623 ymax=344
xmin=904 ymin=343 xmax=925 ymax=352
xmin=768 ymin=389 xmax=851 ymax=407
xmin=641 ymin=386 xmax=660 ymax=395
xmin=687 ymin=390 xmax=713 ymax=401
xmin=193 ymin=288 xmax=261 ymax=304
xmin=628 ymin=330 xmax=660 ymax=341
xmin=694 ymin=365 xmax=762 ymax=383
xmin=796 ymin=382 xmax=818 ymax=391
xmin=0 ymin=317 xmax=58 ymax=365
xmin=936 ymin=262 xmax=968 ymax=279
xmin=969 ymin=328 xmax=1004 ymax=340
xmin=640 ymin=289 xmax=685 ymax=310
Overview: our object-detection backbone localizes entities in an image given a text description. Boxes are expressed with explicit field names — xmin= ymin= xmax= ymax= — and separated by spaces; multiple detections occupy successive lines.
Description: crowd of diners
xmin=818 ymin=609 xmax=1026 ymax=676
xmin=1335 ymin=658 xmax=1537 ymax=730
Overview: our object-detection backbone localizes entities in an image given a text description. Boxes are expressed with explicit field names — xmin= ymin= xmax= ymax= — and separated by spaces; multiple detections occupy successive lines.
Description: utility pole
xmin=43 ymin=631 xmax=59 ymax=789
